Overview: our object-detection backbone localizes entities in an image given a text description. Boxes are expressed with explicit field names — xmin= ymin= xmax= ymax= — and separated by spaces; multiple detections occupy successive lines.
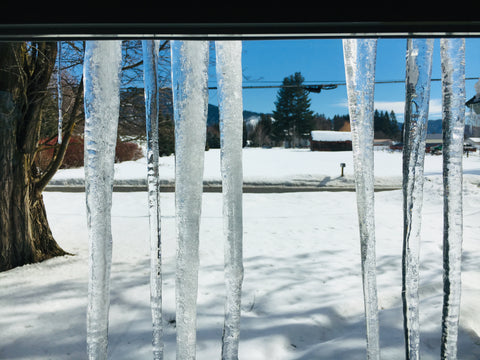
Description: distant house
xmin=466 ymin=137 xmax=480 ymax=150
xmin=310 ymin=131 xmax=352 ymax=151
xmin=374 ymin=139 xmax=393 ymax=150
xmin=466 ymin=95 xmax=480 ymax=115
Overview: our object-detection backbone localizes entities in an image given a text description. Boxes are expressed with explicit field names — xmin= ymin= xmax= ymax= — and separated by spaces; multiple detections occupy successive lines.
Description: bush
xmin=62 ymin=137 xmax=84 ymax=168
xmin=115 ymin=141 xmax=144 ymax=163
xmin=37 ymin=136 xmax=144 ymax=170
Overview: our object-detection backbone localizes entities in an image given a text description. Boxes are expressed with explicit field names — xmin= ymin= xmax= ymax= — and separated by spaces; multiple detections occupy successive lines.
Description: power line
xmin=208 ymin=77 xmax=479 ymax=92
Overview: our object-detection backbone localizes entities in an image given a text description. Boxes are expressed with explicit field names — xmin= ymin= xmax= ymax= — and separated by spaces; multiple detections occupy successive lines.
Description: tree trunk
xmin=0 ymin=91 xmax=68 ymax=272
xmin=0 ymin=42 xmax=69 ymax=272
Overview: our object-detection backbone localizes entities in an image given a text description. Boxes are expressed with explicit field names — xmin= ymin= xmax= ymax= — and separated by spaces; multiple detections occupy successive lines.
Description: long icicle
xmin=57 ymin=41 xmax=63 ymax=144
xmin=142 ymin=39 xmax=163 ymax=360
xmin=215 ymin=40 xmax=245 ymax=360
xmin=402 ymin=38 xmax=434 ymax=360
xmin=171 ymin=40 xmax=209 ymax=360
xmin=342 ymin=38 xmax=380 ymax=360
xmin=83 ymin=40 xmax=123 ymax=360
xmin=440 ymin=37 xmax=465 ymax=360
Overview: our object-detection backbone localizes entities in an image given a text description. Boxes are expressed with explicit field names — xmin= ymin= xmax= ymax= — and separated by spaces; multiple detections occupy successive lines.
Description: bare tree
xmin=0 ymin=42 xmax=73 ymax=271
xmin=0 ymin=40 xmax=170 ymax=272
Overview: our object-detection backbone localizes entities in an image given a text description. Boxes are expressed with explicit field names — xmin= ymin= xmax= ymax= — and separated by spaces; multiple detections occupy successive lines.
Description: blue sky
xmin=208 ymin=38 xmax=480 ymax=124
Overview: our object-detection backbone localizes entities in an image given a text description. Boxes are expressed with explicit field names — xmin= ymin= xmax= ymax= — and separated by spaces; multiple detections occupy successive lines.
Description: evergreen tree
xmin=374 ymin=109 xmax=401 ymax=140
xmin=272 ymin=72 xmax=314 ymax=147
xmin=312 ymin=113 xmax=332 ymax=131
xmin=333 ymin=114 xmax=350 ymax=131
xmin=389 ymin=110 xmax=400 ymax=139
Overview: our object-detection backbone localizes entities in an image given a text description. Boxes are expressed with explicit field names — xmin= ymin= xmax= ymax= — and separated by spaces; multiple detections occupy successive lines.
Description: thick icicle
xmin=440 ymin=38 xmax=465 ymax=360
xmin=402 ymin=38 xmax=434 ymax=360
xmin=215 ymin=40 xmax=244 ymax=360
xmin=342 ymin=38 xmax=380 ymax=360
xmin=171 ymin=40 xmax=209 ymax=360
xmin=142 ymin=39 xmax=163 ymax=360
xmin=83 ymin=40 xmax=122 ymax=360
xmin=57 ymin=41 xmax=63 ymax=144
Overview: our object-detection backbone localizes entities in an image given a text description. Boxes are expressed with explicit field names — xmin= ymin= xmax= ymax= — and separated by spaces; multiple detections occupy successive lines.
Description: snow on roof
xmin=311 ymin=130 xmax=352 ymax=142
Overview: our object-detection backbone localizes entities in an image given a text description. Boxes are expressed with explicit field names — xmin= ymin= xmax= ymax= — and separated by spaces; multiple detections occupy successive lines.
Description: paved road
xmin=45 ymin=181 xmax=401 ymax=193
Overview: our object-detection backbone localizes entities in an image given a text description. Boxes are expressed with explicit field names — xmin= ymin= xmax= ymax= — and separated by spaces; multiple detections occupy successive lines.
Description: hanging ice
xmin=142 ymin=39 xmax=163 ymax=360
xmin=439 ymin=38 xmax=465 ymax=360
xmin=215 ymin=40 xmax=244 ymax=360
xmin=57 ymin=41 xmax=63 ymax=144
xmin=402 ymin=38 xmax=434 ymax=360
xmin=83 ymin=40 xmax=122 ymax=360
xmin=342 ymin=38 xmax=380 ymax=360
xmin=171 ymin=40 xmax=209 ymax=360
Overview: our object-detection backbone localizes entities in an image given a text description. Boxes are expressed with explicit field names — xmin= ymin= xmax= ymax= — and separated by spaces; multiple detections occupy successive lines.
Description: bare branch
xmin=35 ymin=76 xmax=84 ymax=193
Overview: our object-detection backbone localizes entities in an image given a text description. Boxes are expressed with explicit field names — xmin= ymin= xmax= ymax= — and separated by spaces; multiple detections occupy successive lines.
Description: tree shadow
xmin=1 ymin=243 xmax=479 ymax=359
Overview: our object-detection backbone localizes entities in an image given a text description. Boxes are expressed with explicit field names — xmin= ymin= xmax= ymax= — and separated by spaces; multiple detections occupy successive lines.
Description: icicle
xmin=402 ymin=38 xmax=434 ymax=360
xmin=215 ymin=40 xmax=244 ymax=360
xmin=57 ymin=41 xmax=63 ymax=144
xmin=440 ymin=38 xmax=465 ymax=360
xmin=171 ymin=40 xmax=209 ymax=360
xmin=83 ymin=40 xmax=122 ymax=360
xmin=142 ymin=39 xmax=163 ymax=360
xmin=342 ymin=38 xmax=380 ymax=360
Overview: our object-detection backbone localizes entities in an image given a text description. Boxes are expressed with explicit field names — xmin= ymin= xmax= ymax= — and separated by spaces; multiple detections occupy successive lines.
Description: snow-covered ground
xmin=1 ymin=148 xmax=480 ymax=359
xmin=52 ymin=147 xmax=479 ymax=187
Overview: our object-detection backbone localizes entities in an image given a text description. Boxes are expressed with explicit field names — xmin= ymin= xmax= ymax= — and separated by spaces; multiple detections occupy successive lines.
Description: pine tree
xmin=373 ymin=109 xmax=401 ymax=140
xmin=272 ymin=72 xmax=314 ymax=147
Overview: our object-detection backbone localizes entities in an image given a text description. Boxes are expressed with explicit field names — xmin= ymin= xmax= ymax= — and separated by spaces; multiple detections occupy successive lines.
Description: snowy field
xmin=1 ymin=148 xmax=480 ymax=359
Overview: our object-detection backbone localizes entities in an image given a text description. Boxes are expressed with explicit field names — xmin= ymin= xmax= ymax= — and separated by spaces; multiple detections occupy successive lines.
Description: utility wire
xmin=208 ymin=77 xmax=479 ymax=92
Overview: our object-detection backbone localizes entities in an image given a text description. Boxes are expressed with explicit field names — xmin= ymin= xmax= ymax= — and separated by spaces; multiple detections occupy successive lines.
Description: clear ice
xmin=342 ymin=38 xmax=380 ymax=360
xmin=57 ymin=41 xmax=63 ymax=144
xmin=171 ymin=40 xmax=209 ymax=360
xmin=440 ymin=38 xmax=465 ymax=360
xmin=402 ymin=38 xmax=434 ymax=360
xmin=83 ymin=40 xmax=123 ymax=360
xmin=215 ymin=40 xmax=245 ymax=360
xmin=142 ymin=39 xmax=164 ymax=360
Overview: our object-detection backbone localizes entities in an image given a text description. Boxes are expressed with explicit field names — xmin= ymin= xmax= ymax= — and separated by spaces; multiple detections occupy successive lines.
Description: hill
xmin=427 ymin=119 xmax=443 ymax=134
xmin=207 ymin=104 xmax=263 ymax=126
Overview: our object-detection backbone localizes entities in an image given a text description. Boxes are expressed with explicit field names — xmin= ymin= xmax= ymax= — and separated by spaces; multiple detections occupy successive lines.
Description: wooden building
xmin=310 ymin=131 xmax=352 ymax=151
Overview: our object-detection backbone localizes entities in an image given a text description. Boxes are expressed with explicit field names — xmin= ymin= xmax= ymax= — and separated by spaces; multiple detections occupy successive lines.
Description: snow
xmin=1 ymin=148 xmax=480 ymax=359
xmin=311 ymin=130 xmax=352 ymax=142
